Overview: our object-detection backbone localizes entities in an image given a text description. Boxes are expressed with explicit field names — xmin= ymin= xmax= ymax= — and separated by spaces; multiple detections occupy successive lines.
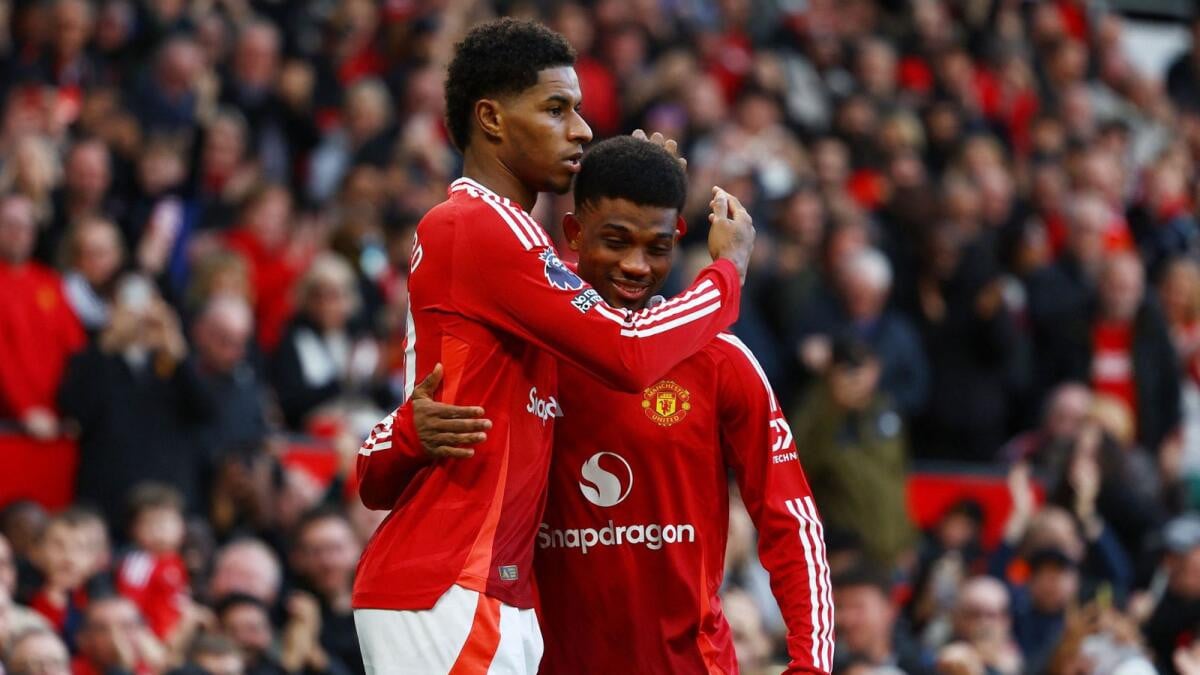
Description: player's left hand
xmin=632 ymin=129 xmax=687 ymax=171
xmin=411 ymin=363 xmax=493 ymax=459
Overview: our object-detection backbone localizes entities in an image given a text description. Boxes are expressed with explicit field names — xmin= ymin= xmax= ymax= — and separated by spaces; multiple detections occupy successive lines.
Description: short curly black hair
xmin=444 ymin=18 xmax=576 ymax=152
xmin=574 ymin=136 xmax=687 ymax=213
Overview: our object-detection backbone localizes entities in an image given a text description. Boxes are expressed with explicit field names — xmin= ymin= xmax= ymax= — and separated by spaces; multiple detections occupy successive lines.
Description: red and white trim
xmin=785 ymin=496 xmax=834 ymax=672
xmin=449 ymin=177 xmax=552 ymax=250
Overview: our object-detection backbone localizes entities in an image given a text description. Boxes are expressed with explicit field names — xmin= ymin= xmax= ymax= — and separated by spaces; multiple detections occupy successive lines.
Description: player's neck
xmin=462 ymin=149 xmax=537 ymax=211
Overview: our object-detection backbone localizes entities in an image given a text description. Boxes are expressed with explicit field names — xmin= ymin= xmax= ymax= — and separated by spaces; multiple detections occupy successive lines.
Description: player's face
xmin=565 ymin=196 xmax=677 ymax=310
xmin=499 ymin=67 xmax=592 ymax=197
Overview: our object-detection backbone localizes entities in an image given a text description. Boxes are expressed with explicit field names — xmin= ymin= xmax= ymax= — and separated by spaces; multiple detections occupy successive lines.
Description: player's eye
xmin=548 ymin=106 xmax=563 ymax=117
xmin=604 ymin=238 xmax=627 ymax=248
xmin=650 ymin=247 xmax=671 ymax=256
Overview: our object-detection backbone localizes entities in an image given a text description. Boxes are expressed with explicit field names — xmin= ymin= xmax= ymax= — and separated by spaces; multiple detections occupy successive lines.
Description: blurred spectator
xmin=912 ymin=223 xmax=1020 ymax=461
xmin=792 ymin=336 xmax=916 ymax=570
xmin=215 ymin=592 xmax=349 ymax=675
xmin=287 ymin=508 xmax=361 ymax=675
xmin=0 ymin=533 xmax=51 ymax=646
xmin=308 ymin=80 xmax=394 ymax=204
xmin=1146 ymin=514 xmax=1200 ymax=674
xmin=206 ymin=540 xmax=280 ymax=608
xmin=1011 ymin=548 xmax=1080 ymax=673
xmin=28 ymin=510 xmax=96 ymax=638
xmin=129 ymin=38 xmax=204 ymax=135
xmin=223 ymin=184 xmax=310 ymax=353
xmin=114 ymin=483 xmax=189 ymax=642
xmin=0 ymin=192 xmax=85 ymax=440
xmin=948 ymin=576 xmax=1022 ymax=675
xmin=5 ymin=627 xmax=72 ymax=675
xmin=832 ymin=563 xmax=927 ymax=673
xmin=72 ymin=595 xmax=166 ymax=675
xmin=58 ymin=276 xmax=215 ymax=521
xmin=60 ymin=216 xmax=124 ymax=334
xmin=39 ymin=137 xmax=118 ymax=266
xmin=190 ymin=294 xmax=268 ymax=460
xmin=794 ymin=246 xmax=929 ymax=416
xmin=270 ymin=254 xmax=382 ymax=435
xmin=177 ymin=633 xmax=245 ymax=675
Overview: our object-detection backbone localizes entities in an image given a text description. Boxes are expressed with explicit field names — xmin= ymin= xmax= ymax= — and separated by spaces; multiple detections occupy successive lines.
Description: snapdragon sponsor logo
xmin=537 ymin=521 xmax=696 ymax=555
xmin=526 ymin=387 xmax=562 ymax=424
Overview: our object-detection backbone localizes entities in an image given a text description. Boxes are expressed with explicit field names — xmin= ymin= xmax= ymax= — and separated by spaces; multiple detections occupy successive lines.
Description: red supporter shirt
xmin=353 ymin=177 xmax=742 ymax=611
xmin=223 ymin=229 xmax=308 ymax=353
xmin=116 ymin=550 xmax=189 ymax=640
xmin=536 ymin=333 xmax=833 ymax=674
xmin=1091 ymin=320 xmax=1137 ymax=415
xmin=0 ymin=260 xmax=85 ymax=419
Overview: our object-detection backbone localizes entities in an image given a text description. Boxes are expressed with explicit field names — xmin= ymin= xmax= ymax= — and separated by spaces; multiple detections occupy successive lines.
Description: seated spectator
xmin=0 ymin=533 xmax=51 ymax=649
xmin=115 ymin=483 xmax=190 ymax=642
xmin=948 ymin=576 xmax=1022 ymax=675
xmin=28 ymin=509 xmax=98 ymax=639
xmin=72 ymin=595 xmax=166 ymax=675
xmin=1010 ymin=548 xmax=1079 ymax=673
xmin=58 ymin=275 xmax=216 ymax=522
xmin=1146 ymin=514 xmax=1200 ymax=674
xmin=207 ymin=539 xmax=281 ymax=608
xmin=60 ymin=216 xmax=125 ymax=334
xmin=0 ymin=193 xmax=86 ymax=440
xmin=1 ymin=500 xmax=50 ymax=602
xmin=271 ymin=254 xmax=384 ymax=435
xmin=792 ymin=336 xmax=917 ymax=570
xmin=793 ymin=246 xmax=929 ymax=416
xmin=832 ymin=563 xmax=928 ymax=673
xmin=176 ymin=632 xmax=246 ymax=675
xmin=5 ymin=627 xmax=71 ymax=675
xmin=288 ymin=508 xmax=362 ymax=675
xmin=216 ymin=593 xmax=350 ymax=675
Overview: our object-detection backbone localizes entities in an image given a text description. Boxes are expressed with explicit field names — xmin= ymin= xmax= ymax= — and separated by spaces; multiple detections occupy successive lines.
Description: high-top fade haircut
xmin=573 ymin=136 xmax=688 ymax=213
xmin=444 ymin=18 xmax=576 ymax=152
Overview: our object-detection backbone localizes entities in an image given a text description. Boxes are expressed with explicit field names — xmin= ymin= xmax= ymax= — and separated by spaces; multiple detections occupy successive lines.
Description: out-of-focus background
xmin=6 ymin=0 xmax=1200 ymax=673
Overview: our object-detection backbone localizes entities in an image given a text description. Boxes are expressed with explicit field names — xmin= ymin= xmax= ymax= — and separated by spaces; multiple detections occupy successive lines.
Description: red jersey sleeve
xmin=715 ymin=334 xmax=834 ymax=674
xmin=356 ymin=403 xmax=424 ymax=510
xmin=453 ymin=197 xmax=742 ymax=393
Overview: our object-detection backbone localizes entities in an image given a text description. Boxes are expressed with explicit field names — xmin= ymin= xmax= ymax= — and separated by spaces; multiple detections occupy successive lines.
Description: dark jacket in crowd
xmin=1027 ymin=259 xmax=1181 ymax=452
xmin=58 ymin=346 xmax=216 ymax=522
xmin=792 ymin=290 xmax=930 ymax=416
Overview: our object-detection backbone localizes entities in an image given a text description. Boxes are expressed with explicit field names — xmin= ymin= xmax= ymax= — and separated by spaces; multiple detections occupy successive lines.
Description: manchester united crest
xmin=641 ymin=380 xmax=692 ymax=427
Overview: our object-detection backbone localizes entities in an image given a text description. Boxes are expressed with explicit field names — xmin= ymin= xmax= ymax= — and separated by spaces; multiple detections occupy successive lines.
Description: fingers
xmin=709 ymin=187 xmax=729 ymax=221
xmin=431 ymin=446 xmax=475 ymax=459
xmin=411 ymin=363 xmax=443 ymax=399
xmin=664 ymin=138 xmax=678 ymax=156
xmin=429 ymin=417 xmax=491 ymax=433
xmin=416 ymin=400 xmax=488 ymax=421
xmin=725 ymin=191 xmax=747 ymax=220
xmin=631 ymin=128 xmax=647 ymax=140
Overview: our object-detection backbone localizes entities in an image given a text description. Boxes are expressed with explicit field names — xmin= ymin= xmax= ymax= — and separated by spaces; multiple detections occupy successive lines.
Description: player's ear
xmin=475 ymin=98 xmax=504 ymax=142
xmin=562 ymin=212 xmax=582 ymax=251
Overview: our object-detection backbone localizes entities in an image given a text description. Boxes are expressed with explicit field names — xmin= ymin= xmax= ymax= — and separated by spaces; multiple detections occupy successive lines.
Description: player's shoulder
xmin=442 ymin=178 xmax=553 ymax=251
xmin=704 ymin=332 xmax=775 ymax=392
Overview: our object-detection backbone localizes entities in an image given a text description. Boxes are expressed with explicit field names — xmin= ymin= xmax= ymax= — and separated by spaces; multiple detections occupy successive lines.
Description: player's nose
xmin=568 ymin=108 xmax=593 ymax=145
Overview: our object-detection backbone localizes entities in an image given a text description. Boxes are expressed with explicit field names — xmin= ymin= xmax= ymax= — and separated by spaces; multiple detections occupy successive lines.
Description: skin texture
xmin=562 ymin=196 xmax=679 ymax=311
xmin=465 ymin=66 xmax=592 ymax=208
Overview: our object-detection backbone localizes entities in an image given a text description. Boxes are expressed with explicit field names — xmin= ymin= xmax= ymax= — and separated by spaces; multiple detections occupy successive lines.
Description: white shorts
xmin=354 ymin=584 xmax=543 ymax=674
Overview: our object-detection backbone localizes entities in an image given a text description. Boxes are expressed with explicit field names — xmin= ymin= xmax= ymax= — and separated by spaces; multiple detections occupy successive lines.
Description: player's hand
xmin=707 ymin=186 xmax=755 ymax=284
xmin=632 ymin=129 xmax=687 ymax=171
xmin=412 ymin=363 xmax=492 ymax=459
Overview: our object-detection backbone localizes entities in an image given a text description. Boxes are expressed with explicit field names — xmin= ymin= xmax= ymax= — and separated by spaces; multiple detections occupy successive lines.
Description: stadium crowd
xmin=4 ymin=0 xmax=1200 ymax=672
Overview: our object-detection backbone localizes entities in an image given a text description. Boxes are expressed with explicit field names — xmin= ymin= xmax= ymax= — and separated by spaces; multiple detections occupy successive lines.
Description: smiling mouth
xmin=610 ymin=278 xmax=650 ymax=302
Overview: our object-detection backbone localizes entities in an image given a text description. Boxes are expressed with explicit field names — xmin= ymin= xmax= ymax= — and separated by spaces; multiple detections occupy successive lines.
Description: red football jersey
xmin=535 ymin=333 xmax=834 ymax=674
xmin=353 ymin=177 xmax=742 ymax=611
xmin=116 ymin=550 xmax=189 ymax=639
